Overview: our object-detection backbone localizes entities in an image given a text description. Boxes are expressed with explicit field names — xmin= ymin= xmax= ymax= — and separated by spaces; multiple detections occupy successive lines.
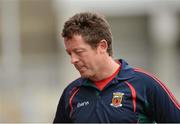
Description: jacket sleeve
xmin=146 ymin=74 xmax=180 ymax=122
xmin=53 ymin=90 xmax=71 ymax=123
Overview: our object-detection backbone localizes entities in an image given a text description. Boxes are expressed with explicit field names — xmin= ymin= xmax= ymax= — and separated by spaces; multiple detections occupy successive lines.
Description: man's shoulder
xmin=70 ymin=77 xmax=85 ymax=86
xmin=132 ymin=67 xmax=161 ymax=88
xmin=64 ymin=77 xmax=86 ymax=93
xmin=133 ymin=68 xmax=156 ymax=81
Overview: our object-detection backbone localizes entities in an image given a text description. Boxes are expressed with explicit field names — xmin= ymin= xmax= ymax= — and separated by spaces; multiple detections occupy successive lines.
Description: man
xmin=54 ymin=12 xmax=180 ymax=123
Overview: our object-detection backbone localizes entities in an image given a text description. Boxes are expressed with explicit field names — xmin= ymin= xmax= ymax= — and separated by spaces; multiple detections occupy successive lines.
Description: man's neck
xmin=90 ymin=57 xmax=120 ymax=81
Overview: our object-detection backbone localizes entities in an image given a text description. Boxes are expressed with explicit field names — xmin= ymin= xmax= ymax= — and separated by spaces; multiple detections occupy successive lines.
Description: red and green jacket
xmin=54 ymin=59 xmax=180 ymax=123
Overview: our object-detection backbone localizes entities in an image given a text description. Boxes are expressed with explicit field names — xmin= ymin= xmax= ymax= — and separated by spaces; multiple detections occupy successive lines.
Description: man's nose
xmin=70 ymin=54 xmax=79 ymax=64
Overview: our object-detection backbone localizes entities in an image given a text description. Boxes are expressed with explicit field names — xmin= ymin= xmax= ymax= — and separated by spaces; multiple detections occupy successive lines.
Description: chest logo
xmin=77 ymin=101 xmax=89 ymax=108
xmin=110 ymin=92 xmax=124 ymax=108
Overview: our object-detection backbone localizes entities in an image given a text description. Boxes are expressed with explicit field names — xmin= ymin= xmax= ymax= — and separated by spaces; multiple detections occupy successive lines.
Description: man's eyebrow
xmin=65 ymin=48 xmax=85 ymax=53
xmin=73 ymin=48 xmax=86 ymax=51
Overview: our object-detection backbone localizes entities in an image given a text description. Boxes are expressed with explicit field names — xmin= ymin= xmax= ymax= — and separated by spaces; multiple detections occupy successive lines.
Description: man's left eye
xmin=76 ymin=50 xmax=83 ymax=54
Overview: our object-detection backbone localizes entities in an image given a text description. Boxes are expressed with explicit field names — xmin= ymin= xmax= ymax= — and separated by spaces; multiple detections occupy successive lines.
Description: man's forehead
xmin=64 ymin=34 xmax=82 ymax=41
xmin=64 ymin=35 xmax=89 ymax=46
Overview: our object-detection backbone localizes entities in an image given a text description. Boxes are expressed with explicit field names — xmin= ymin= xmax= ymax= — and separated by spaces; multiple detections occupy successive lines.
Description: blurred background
xmin=0 ymin=0 xmax=180 ymax=122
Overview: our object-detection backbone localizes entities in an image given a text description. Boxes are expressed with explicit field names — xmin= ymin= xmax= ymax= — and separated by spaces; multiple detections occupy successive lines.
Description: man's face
xmin=64 ymin=35 xmax=102 ymax=78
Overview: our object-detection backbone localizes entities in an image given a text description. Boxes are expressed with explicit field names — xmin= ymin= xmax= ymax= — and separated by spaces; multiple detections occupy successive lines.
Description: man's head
xmin=62 ymin=12 xmax=114 ymax=79
xmin=62 ymin=12 xmax=113 ymax=56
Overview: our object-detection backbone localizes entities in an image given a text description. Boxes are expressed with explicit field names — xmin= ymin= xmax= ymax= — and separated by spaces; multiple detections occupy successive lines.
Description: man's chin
xmin=80 ymin=74 xmax=89 ymax=78
xmin=80 ymin=72 xmax=91 ymax=78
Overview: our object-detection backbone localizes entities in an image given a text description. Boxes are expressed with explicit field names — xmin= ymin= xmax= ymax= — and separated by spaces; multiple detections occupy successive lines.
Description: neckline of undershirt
xmin=94 ymin=65 xmax=121 ymax=91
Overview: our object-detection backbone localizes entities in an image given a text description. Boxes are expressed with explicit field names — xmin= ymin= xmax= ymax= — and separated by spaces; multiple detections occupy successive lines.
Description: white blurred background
xmin=0 ymin=0 xmax=180 ymax=122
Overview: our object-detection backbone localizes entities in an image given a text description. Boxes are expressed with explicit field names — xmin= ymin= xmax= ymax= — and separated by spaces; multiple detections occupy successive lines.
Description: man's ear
xmin=98 ymin=39 xmax=108 ymax=54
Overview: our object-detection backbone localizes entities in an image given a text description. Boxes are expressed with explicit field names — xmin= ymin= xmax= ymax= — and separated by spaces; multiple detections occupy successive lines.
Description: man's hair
xmin=62 ymin=12 xmax=113 ymax=56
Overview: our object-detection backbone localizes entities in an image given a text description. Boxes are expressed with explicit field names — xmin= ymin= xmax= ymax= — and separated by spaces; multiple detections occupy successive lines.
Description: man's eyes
xmin=75 ymin=51 xmax=84 ymax=55
xmin=74 ymin=48 xmax=86 ymax=52
xmin=75 ymin=50 xmax=84 ymax=54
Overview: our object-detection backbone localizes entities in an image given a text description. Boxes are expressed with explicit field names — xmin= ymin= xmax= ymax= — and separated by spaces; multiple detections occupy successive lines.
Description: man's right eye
xmin=75 ymin=50 xmax=85 ymax=56
xmin=75 ymin=50 xmax=83 ymax=53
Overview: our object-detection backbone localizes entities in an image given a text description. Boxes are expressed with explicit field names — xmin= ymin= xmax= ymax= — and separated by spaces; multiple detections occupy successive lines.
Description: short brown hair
xmin=62 ymin=12 xmax=113 ymax=56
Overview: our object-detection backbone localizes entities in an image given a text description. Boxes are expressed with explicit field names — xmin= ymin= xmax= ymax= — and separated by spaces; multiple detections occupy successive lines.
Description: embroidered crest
xmin=110 ymin=92 xmax=124 ymax=107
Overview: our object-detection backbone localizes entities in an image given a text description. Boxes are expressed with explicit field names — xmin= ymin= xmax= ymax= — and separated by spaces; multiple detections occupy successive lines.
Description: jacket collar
xmin=115 ymin=59 xmax=135 ymax=81
xmin=80 ymin=59 xmax=135 ymax=87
